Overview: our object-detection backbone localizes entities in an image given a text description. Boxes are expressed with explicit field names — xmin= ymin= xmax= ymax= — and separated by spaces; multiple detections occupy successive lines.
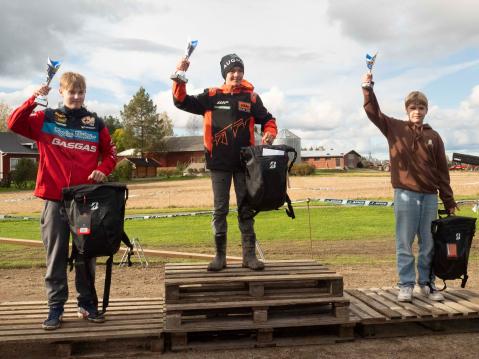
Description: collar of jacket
xmin=220 ymin=79 xmax=254 ymax=94
xmin=59 ymin=106 xmax=92 ymax=119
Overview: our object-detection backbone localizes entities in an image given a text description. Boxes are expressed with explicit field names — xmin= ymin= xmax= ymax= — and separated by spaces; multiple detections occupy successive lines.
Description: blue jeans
xmin=394 ymin=189 xmax=438 ymax=288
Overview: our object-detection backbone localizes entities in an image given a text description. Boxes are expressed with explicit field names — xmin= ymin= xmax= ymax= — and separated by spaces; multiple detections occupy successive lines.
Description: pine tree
xmin=120 ymin=87 xmax=173 ymax=154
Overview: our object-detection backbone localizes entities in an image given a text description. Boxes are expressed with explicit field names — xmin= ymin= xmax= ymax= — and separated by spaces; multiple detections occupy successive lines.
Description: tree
xmin=0 ymin=102 xmax=12 ymax=132
xmin=11 ymin=158 xmax=38 ymax=189
xmin=120 ymin=87 xmax=174 ymax=154
xmin=185 ymin=115 xmax=202 ymax=135
xmin=104 ymin=115 xmax=122 ymax=134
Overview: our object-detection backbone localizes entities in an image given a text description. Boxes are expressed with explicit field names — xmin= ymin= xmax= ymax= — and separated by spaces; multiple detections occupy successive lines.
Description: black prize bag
xmin=431 ymin=209 xmax=476 ymax=290
xmin=62 ymin=183 xmax=133 ymax=314
xmin=240 ymin=144 xmax=297 ymax=218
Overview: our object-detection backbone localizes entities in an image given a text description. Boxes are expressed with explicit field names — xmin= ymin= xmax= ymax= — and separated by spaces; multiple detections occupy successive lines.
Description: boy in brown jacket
xmin=362 ymin=72 xmax=458 ymax=302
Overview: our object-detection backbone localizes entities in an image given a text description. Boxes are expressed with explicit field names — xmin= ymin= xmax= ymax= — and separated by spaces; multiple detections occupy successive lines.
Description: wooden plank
xmin=166 ymin=269 xmax=336 ymax=279
xmin=343 ymin=291 xmax=386 ymax=322
xmin=0 ymin=297 xmax=164 ymax=306
xmin=359 ymin=289 xmax=416 ymax=319
xmin=1 ymin=328 xmax=163 ymax=344
xmin=164 ymin=312 xmax=357 ymax=333
xmin=0 ymin=310 xmax=164 ymax=321
xmin=346 ymin=289 xmax=402 ymax=319
xmin=165 ymin=260 xmax=320 ymax=269
xmin=165 ymin=273 xmax=343 ymax=285
xmin=0 ymin=314 xmax=164 ymax=326
xmin=384 ymin=288 xmax=452 ymax=317
xmin=449 ymin=288 xmax=479 ymax=305
xmin=0 ymin=304 xmax=164 ymax=316
xmin=442 ymin=292 xmax=479 ymax=312
xmin=0 ymin=319 xmax=164 ymax=333
xmin=376 ymin=289 xmax=433 ymax=318
xmin=166 ymin=296 xmax=349 ymax=312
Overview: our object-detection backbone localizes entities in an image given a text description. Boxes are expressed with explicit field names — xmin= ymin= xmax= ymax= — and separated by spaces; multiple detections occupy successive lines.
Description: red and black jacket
xmin=8 ymin=96 xmax=117 ymax=201
xmin=173 ymin=79 xmax=277 ymax=171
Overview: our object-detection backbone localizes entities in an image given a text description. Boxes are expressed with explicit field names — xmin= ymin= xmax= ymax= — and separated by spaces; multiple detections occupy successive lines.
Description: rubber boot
xmin=242 ymin=234 xmax=264 ymax=270
xmin=207 ymin=234 xmax=227 ymax=271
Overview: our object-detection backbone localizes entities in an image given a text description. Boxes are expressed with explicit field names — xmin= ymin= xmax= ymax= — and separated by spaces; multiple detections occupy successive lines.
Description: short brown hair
xmin=405 ymin=91 xmax=428 ymax=109
xmin=59 ymin=72 xmax=86 ymax=91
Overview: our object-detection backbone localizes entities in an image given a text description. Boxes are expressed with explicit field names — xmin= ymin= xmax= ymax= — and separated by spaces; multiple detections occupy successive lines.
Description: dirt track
xmin=2 ymin=172 xmax=479 ymax=357
xmin=1 ymin=172 xmax=479 ymax=214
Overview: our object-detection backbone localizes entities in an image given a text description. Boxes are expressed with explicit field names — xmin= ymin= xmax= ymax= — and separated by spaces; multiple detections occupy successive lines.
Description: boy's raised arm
xmin=362 ymin=73 xmax=391 ymax=137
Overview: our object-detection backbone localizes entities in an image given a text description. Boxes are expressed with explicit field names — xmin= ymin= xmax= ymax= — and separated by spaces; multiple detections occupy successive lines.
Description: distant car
xmin=449 ymin=164 xmax=467 ymax=170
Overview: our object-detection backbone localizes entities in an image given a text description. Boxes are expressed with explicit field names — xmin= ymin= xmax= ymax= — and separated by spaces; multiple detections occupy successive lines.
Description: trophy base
xmin=170 ymin=72 xmax=188 ymax=84
xmin=35 ymin=97 xmax=48 ymax=107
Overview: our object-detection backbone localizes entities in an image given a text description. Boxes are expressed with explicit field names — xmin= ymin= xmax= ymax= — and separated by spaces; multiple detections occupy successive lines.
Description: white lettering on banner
xmin=51 ymin=138 xmax=97 ymax=152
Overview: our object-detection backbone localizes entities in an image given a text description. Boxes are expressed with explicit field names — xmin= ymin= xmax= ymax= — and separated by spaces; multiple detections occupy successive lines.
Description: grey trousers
xmin=41 ymin=200 xmax=96 ymax=307
xmin=210 ymin=170 xmax=255 ymax=236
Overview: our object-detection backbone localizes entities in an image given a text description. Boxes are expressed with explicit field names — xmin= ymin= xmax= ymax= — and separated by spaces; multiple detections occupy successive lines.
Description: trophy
xmin=363 ymin=52 xmax=377 ymax=88
xmin=35 ymin=57 xmax=61 ymax=107
xmin=170 ymin=39 xmax=198 ymax=83
xmin=366 ymin=52 xmax=377 ymax=74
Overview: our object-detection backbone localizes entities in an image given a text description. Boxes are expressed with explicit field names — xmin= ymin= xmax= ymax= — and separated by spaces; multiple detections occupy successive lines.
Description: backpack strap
xmin=100 ymin=255 xmax=113 ymax=314
xmin=285 ymin=194 xmax=295 ymax=219
xmin=461 ymin=274 xmax=469 ymax=288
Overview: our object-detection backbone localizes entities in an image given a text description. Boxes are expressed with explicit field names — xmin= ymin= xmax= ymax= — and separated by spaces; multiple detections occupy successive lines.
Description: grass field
xmin=1 ymin=205 xmax=478 ymax=269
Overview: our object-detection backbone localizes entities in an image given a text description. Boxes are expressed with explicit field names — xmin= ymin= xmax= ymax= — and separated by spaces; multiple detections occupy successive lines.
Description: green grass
xmin=1 ymin=205 xmax=478 ymax=268
xmin=0 ymin=206 xmax=397 ymax=245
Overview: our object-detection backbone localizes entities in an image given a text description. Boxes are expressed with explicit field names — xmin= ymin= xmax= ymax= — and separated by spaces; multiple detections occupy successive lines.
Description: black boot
xmin=242 ymin=234 xmax=264 ymax=270
xmin=207 ymin=234 xmax=227 ymax=271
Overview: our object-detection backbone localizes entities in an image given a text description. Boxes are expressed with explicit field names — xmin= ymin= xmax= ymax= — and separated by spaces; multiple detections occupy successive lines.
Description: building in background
xmin=301 ymin=149 xmax=361 ymax=169
xmin=0 ymin=132 xmax=39 ymax=182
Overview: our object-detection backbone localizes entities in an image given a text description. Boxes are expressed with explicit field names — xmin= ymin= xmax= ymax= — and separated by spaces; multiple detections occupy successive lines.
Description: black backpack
xmin=431 ymin=210 xmax=476 ymax=289
xmin=62 ymin=183 xmax=133 ymax=313
xmin=240 ymin=144 xmax=297 ymax=218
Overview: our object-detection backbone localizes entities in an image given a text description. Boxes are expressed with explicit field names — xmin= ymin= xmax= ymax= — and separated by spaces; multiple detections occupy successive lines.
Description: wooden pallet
xmin=346 ymin=287 xmax=479 ymax=337
xmin=0 ymin=297 xmax=164 ymax=358
xmin=165 ymin=260 xmax=344 ymax=301
xmin=164 ymin=260 xmax=355 ymax=350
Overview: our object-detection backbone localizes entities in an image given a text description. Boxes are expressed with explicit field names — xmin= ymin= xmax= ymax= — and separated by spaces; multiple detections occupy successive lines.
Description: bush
xmin=11 ymin=158 xmax=38 ymax=189
xmin=112 ymin=160 xmax=134 ymax=181
xmin=290 ymin=162 xmax=315 ymax=176
xmin=157 ymin=168 xmax=180 ymax=178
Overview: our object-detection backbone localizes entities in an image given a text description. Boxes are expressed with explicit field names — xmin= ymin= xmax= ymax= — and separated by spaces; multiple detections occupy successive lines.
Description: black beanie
xmin=220 ymin=53 xmax=244 ymax=79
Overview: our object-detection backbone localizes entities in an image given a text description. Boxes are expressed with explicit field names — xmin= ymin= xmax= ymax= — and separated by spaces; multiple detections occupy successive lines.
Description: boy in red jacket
xmin=8 ymin=72 xmax=116 ymax=329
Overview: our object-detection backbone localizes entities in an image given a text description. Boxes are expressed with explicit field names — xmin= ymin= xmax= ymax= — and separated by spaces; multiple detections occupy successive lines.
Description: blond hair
xmin=405 ymin=91 xmax=428 ymax=109
xmin=59 ymin=72 xmax=86 ymax=91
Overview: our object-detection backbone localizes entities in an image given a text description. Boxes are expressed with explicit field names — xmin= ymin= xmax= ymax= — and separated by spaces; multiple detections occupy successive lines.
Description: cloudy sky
xmin=1 ymin=0 xmax=479 ymax=158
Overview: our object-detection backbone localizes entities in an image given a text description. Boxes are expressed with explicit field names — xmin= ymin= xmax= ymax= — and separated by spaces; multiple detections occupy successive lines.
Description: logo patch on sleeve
xmin=238 ymin=101 xmax=251 ymax=113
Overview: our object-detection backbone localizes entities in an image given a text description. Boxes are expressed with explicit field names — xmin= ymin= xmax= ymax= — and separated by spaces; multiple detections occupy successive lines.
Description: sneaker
xmin=397 ymin=286 xmax=413 ymax=302
xmin=77 ymin=304 xmax=105 ymax=323
xmin=419 ymin=285 xmax=444 ymax=301
xmin=42 ymin=305 xmax=64 ymax=330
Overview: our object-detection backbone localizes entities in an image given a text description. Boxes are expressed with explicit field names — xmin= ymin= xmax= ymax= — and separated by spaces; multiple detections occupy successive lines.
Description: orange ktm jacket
xmin=173 ymin=79 xmax=277 ymax=171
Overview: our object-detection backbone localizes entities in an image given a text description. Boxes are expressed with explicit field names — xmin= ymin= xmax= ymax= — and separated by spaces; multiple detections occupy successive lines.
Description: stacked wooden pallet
xmin=164 ymin=260 xmax=356 ymax=350
xmin=0 ymin=297 xmax=164 ymax=358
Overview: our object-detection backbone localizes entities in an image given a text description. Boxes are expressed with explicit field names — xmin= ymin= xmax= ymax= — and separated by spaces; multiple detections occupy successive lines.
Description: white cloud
xmin=1 ymin=1 xmax=479 ymax=158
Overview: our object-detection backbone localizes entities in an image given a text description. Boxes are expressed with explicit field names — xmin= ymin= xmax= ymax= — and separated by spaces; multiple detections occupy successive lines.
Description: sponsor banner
xmin=42 ymin=122 xmax=99 ymax=142
xmin=2 ymin=199 xmax=477 ymax=222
